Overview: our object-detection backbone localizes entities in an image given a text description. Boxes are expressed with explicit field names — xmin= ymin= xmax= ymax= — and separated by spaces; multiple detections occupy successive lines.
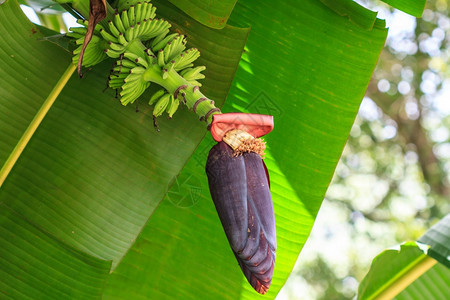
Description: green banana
xmin=130 ymin=66 xmax=146 ymax=75
xmin=121 ymin=10 xmax=130 ymax=29
xmin=76 ymin=19 xmax=103 ymax=32
xmin=114 ymin=12 xmax=126 ymax=33
xmin=145 ymin=4 xmax=157 ymax=20
xmin=117 ymin=59 xmax=137 ymax=69
xmin=117 ymin=33 xmax=128 ymax=45
xmin=144 ymin=48 xmax=155 ymax=57
xmin=157 ymin=49 xmax=165 ymax=67
xmin=110 ymin=72 xmax=129 ymax=80
xmin=164 ymin=35 xmax=186 ymax=63
xmin=149 ymin=89 xmax=166 ymax=105
xmin=166 ymin=95 xmax=180 ymax=118
xmin=181 ymin=66 xmax=206 ymax=81
xmin=72 ymin=34 xmax=108 ymax=67
xmin=108 ymin=78 xmax=125 ymax=89
xmin=113 ymin=66 xmax=131 ymax=73
xmin=128 ymin=5 xmax=136 ymax=26
xmin=120 ymin=78 xmax=150 ymax=105
xmin=109 ymin=42 xmax=126 ymax=52
xmin=108 ymin=20 xmax=121 ymax=37
xmin=69 ymin=27 xmax=87 ymax=35
xmin=162 ymin=68 xmax=168 ymax=80
xmin=125 ymin=26 xmax=135 ymax=42
xmin=134 ymin=56 xmax=149 ymax=68
xmin=152 ymin=33 xmax=178 ymax=51
xmin=134 ymin=3 xmax=141 ymax=23
xmin=105 ymin=48 xmax=122 ymax=58
xmin=124 ymin=73 xmax=145 ymax=83
xmin=100 ymin=29 xmax=119 ymax=43
xmin=153 ymin=93 xmax=171 ymax=117
xmin=173 ymin=48 xmax=200 ymax=71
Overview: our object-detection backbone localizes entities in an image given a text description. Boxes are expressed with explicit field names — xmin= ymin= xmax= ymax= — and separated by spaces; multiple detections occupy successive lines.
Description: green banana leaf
xmin=418 ymin=214 xmax=450 ymax=268
xmin=358 ymin=215 xmax=450 ymax=300
xmin=380 ymin=0 xmax=426 ymax=17
xmin=167 ymin=0 xmax=237 ymax=29
xmin=319 ymin=0 xmax=379 ymax=29
xmin=0 ymin=204 xmax=111 ymax=298
xmin=2 ymin=0 xmax=431 ymax=298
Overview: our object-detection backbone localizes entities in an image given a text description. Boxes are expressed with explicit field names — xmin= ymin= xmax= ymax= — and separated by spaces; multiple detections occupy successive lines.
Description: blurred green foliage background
xmin=278 ymin=0 xmax=449 ymax=298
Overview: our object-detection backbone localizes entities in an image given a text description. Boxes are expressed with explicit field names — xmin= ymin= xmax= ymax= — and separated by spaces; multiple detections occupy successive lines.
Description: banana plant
xmin=0 ymin=0 xmax=432 ymax=298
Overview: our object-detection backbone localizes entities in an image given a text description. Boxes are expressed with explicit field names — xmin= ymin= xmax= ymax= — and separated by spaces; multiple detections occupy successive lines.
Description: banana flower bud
xmin=206 ymin=113 xmax=276 ymax=294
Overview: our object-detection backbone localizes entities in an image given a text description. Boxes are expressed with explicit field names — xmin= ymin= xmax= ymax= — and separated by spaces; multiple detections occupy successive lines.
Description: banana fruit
xmin=69 ymin=0 xmax=209 ymax=122
xmin=166 ymin=96 xmax=180 ymax=118
xmin=152 ymin=93 xmax=171 ymax=117
xmin=149 ymin=89 xmax=165 ymax=105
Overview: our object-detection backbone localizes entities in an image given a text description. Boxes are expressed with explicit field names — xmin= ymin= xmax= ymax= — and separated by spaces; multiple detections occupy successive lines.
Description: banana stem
xmin=143 ymin=65 xmax=221 ymax=124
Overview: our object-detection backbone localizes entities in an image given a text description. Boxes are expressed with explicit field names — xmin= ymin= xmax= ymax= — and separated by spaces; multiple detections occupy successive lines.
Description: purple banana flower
xmin=206 ymin=141 xmax=276 ymax=294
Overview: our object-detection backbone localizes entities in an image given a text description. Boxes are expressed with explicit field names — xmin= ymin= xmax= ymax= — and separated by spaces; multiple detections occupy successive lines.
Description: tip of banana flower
xmin=210 ymin=113 xmax=274 ymax=142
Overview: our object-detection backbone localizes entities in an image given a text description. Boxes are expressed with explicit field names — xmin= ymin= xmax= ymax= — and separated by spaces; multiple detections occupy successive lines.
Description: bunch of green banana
xmin=180 ymin=66 xmax=206 ymax=87
xmin=67 ymin=20 xmax=109 ymax=67
xmin=68 ymin=0 xmax=220 ymax=122
xmin=149 ymin=90 xmax=179 ymax=118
